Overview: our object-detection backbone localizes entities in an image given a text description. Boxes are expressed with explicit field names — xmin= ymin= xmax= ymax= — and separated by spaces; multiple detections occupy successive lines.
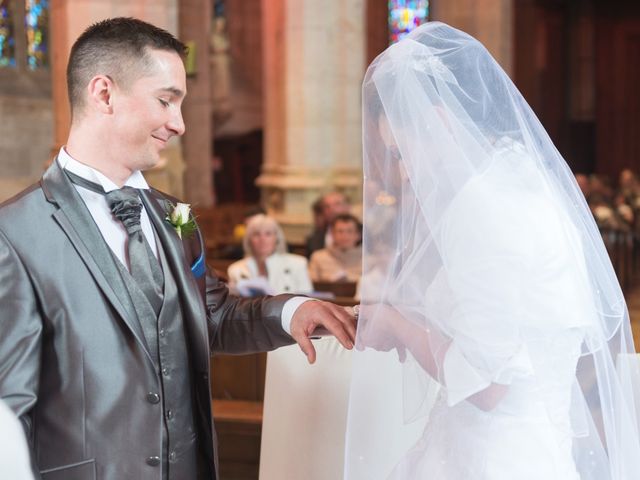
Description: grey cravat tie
xmin=66 ymin=171 xmax=164 ymax=314
xmin=106 ymin=187 xmax=164 ymax=314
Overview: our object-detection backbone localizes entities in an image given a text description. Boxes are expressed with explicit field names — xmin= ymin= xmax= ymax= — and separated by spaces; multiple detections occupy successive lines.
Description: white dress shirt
xmin=0 ymin=400 xmax=34 ymax=480
xmin=57 ymin=147 xmax=158 ymax=268
xmin=57 ymin=148 xmax=306 ymax=334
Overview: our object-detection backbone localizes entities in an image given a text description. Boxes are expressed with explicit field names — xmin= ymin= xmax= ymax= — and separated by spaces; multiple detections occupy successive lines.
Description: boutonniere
xmin=165 ymin=201 xmax=197 ymax=239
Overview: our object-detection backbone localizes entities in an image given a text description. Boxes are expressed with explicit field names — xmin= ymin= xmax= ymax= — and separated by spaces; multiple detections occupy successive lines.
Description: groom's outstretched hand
xmin=290 ymin=301 xmax=357 ymax=364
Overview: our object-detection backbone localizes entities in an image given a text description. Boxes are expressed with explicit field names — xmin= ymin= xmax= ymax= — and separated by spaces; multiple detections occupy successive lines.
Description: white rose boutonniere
xmin=165 ymin=202 xmax=197 ymax=239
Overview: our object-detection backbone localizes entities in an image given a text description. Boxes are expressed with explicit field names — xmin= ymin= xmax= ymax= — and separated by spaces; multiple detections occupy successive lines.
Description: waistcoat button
xmin=146 ymin=392 xmax=160 ymax=404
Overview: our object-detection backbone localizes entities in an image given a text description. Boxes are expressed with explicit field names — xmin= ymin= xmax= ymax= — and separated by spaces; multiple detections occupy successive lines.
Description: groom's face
xmin=110 ymin=48 xmax=187 ymax=173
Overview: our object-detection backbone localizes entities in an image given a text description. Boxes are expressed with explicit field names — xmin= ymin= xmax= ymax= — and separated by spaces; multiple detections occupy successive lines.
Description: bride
xmin=344 ymin=22 xmax=640 ymax=479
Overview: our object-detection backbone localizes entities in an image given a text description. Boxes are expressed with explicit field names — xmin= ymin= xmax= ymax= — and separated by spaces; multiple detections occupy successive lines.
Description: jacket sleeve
xmin=204 ymin=274 xmax=296 ymax=354
xmin=185 ymin=223 xmax=295 ymax=355
xmin=0 ymin=230 xmax=43 ymax=478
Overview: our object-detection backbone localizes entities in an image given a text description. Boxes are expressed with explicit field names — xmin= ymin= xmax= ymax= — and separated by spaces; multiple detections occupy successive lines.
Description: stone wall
xmin=0 ymin=95 xmax=53 ymax=202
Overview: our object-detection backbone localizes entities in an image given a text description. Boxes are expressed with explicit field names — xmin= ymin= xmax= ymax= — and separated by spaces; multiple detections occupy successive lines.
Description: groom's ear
xmin=87 ymin=74 xmax=116 ymax=115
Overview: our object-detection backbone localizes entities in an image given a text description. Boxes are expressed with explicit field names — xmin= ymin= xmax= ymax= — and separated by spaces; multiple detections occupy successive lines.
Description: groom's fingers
xmin=292 ymin=301 xmax=356 ymax=347
xmin=316 ymin=307 xmax=355 ymax=350
xmin=290 ymin=301 xmax=357 ymax=363
xmin=295 ymin=335 xmax=317 ymax=364
xmin=319 ymin=302 xmax=357 ymax=345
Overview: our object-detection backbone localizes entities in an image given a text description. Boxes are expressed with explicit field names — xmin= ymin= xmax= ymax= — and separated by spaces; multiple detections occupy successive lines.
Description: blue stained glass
xmin=388 ymin=0 xmax=429 ymax=44
xmin=25 ymin=0 xmax=49 ymax=69
xmin=214 ymin=0 xmax=225 ymax=18
xmin=0 ymin=0 xmax=16 ymax=67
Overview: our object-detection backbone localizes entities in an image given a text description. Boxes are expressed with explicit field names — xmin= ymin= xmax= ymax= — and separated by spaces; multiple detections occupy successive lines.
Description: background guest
xmin=578 ymin=173 xmax=633 ymax=231
xmin=228 ymin=214 xmax=313 ymax=295
xmin=588 ymin=173 xmax=613 ymax=206
xmin=575 ymin=173 xmax=590 ymax=199
xmin=619 ymin=169 xmax=640 ymax=206
xmin=216 ymin=204 xmax=266 ymax=260
xmin=305 ymin=191 xmax=351 ymax=257
xmin=309 ymin=213 xmax=363 ymax=283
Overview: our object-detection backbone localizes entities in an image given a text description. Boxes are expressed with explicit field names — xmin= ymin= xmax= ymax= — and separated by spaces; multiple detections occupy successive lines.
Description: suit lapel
xmin=41 ymin=160 xmax=154 ymax=363
xmin=141 ymin=190 xmax=209 ymax=367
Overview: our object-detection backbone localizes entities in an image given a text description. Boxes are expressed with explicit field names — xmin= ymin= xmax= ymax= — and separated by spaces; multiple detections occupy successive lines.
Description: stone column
xmin=431 ymin=0 xmax=514 ymax=76
xmin=259 ymin=0 xmax=366 ymax=243
xmin=50 ymin=0 xmax=187 ymax=198
xmin=179 ymin=0 xmax=214 ymax=205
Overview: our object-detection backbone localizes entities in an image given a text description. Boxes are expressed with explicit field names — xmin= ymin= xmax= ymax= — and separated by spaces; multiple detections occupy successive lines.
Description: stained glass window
xmin=389 ymin=0 xmax=429 ymax=44
xmin=25 ymin=0 xmax=48 ymax=69
xmin=214 ymin=0 xmax=225 ymax=18
xmin=0 ymin=0 xmax=15 ymax=67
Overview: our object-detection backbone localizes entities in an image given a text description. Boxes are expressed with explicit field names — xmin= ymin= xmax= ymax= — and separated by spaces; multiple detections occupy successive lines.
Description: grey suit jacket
xmin=0 ymin=160 xmax=294 ymax=479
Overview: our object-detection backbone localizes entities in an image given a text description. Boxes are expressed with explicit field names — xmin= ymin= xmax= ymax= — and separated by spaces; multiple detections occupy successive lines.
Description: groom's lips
xmin=152 ymin=135 xmax=169 ymax=148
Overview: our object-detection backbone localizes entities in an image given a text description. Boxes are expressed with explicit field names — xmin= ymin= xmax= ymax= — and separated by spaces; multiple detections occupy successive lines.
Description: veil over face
xmin=345 ymin=21 xmax=640 ymax=480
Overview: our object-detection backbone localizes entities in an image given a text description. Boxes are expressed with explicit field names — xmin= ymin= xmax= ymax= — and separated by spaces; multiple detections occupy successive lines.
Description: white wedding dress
xmin=387 ymin=150 xmax=589 ymax=479
xmin=390 ymin=338 xmax=583 ymax=480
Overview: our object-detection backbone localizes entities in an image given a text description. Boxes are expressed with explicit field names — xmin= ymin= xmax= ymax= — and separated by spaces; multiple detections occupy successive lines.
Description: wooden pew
xmin=192 ymin=204 xmax=248 ymax=252
xmin=213 ymin=398 xmax=263 ymax=480
xmin=312 ymin=280 xmax=358 ymax=298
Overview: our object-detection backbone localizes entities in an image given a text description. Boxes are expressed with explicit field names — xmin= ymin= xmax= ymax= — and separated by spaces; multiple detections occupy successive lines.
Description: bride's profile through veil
xmin=345 ymin=21 xmax=640 ymax=479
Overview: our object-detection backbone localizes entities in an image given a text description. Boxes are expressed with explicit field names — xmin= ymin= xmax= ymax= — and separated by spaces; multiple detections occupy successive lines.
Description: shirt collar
xmin=57 ymin=147 xmax=150 ymax=193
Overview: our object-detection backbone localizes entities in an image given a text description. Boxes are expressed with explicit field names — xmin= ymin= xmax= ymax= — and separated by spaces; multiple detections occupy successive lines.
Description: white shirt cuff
xmin=281 ymin=297 xmax=316 ymax=335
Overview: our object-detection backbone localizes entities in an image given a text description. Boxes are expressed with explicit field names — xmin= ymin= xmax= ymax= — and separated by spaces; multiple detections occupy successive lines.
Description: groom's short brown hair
xmin=67 ymin=17 xmax=187 ymax=116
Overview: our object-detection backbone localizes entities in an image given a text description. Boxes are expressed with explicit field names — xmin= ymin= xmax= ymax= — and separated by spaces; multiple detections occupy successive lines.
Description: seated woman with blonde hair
xmin=228 ymin=214 xmax=313 ymax=295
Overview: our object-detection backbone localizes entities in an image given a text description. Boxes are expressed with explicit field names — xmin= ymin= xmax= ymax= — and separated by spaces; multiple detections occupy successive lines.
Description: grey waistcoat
xmin=114 ymin=235 xmax=203 ymax=480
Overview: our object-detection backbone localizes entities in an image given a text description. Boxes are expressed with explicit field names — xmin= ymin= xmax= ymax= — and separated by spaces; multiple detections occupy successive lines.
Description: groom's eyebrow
xmin=157 ymin=86 xmax=185 ymax=98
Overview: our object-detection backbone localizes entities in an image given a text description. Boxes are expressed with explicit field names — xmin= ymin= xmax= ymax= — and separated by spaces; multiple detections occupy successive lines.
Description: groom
xmin=0 ymin=17 xmax=355 ymax=480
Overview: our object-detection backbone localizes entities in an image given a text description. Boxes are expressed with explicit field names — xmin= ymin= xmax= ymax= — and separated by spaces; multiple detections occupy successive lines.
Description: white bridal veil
xmin=345 ymin=21 xmax=640 ymax=479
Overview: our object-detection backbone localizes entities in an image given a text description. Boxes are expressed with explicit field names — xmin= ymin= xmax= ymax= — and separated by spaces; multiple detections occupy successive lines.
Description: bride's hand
xmin=356 ymin=303 xmax=422 ymax=361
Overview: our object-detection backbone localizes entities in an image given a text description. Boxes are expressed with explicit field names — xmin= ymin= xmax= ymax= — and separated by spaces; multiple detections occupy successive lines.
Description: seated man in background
xmin=305 ymin=191 xmax=351 ymax=257
xmin=309 ymin=213 xmax=362 ymax=283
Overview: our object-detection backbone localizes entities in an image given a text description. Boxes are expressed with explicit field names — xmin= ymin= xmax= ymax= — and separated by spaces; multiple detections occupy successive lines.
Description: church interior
xmin=2 ymin=0 xmax=640 ymax=478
